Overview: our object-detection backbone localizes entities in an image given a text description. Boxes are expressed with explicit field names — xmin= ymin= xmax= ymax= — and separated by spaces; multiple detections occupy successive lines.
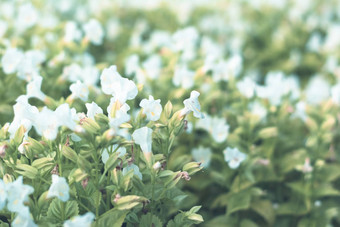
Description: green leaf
xmin=96 ymin=208 xmax=128 ymax=227
xmin=251 ymin=199 xmax=275 ymax=225
xmin=140 ymin=213 xmax=163 ymax=227
xmin=226 ymin=189 xmax=252 ymax=215
xmin=47 ymin=199 xmax=79 ymax=224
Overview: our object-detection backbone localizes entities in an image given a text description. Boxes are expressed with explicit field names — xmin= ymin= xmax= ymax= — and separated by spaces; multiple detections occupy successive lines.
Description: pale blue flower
xmin=223 ymin=147 xmax=247 ymax=169
xmin=64 ymin=212 xmax=95 ymax=227
xmin=12 ymin=211 xmax=37 ymax=227
xmin=47 ymin=175 xmax=70 ymax=202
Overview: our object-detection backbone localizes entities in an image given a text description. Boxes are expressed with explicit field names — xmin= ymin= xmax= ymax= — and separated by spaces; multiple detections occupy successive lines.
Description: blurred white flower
xmin=192 ymin=146 xmax=212 ymax=168
xmin=142 ymin=55 xmax=161 ymax=80
xmin=6 ymin=176 xmax=34 ymax=214
xmin=180 ymin=91 xmax=204 ymax=119
xmin=173 ymin=64 xmax=195 ymax=89
xmin=196 ymin=114 xmax=229 ymax=143
xmin=16 ymin=3 xmax=38 ymax=31
xmin=26 ymin=76 xmax=46 ymax=101
xmin=0 ymin=20 xmax=8 ymax=38
xmin=305 ymin=76 xmax=330 ymax=105
xmin=64 ymin=21 xmax=82 ymax=43
xmin=47 ymin=175 xmax=70 ymax=202
xmin=1 ymin=48 xmax=24 ymax=74
xmin=83 ymin=19 xmax=104 ymax=45
xmin=125 ymin=54 xmax=140 ymax=77
xmin=70 ymin=80 xmax=89 ymax=101
xmin=132 ymin=127 xmax=153 ymax=153
xmin=140 ymin=95 xmax=162 ymax=121
xmin=223 ymin=147 xmax=247 ymax=169
xmin=237 ymin=77 xmax=256 ymax=98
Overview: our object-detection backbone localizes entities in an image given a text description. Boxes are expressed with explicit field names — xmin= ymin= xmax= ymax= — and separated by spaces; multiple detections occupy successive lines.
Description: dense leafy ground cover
xmin=0 ymin=0 xmax=340 ymax=226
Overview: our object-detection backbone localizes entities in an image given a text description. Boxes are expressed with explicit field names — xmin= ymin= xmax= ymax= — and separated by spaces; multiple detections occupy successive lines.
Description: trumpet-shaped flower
xmin=6 ymin=176 xmax=34 ymax=213
xmin=107 ymin=99 xmax=131 ymax=128
xmin=83 ymin=19 xmax=104 ymax=45
xmin=70 ymin=80 xmax=89 ymax=101
xmin=64 ymin=212 xmax=95 ymax=227
xmin=192 ymin=147 xmax=212 ymax=168
xmin=223 ymin=147 xmax=247 ymax=169
xmin=100 ymin=65 xmax=138 ymax=104
xmin=140 ymin=95 xmax=162 ymax=121
xmin=47 ymin=175 xmax=70 ymax=202
xmin=86 ymin=102 xmax=103 ymax=120
xmin=1 ymin=48 xmax=24 ymax=74
xmin=26 ymin=75 xmax=46 ymax=101
xmin=132 ymin=127 xmax=153 ymax=153
xmin=180 ymin=91 xmax=204 ymax=119
xmin=122 ymin=164 xmax=142 ymax=180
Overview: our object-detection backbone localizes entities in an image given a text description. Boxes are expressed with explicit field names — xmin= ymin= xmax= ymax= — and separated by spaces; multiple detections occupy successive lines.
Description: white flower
xmin=142 ymin=55 xmax=161 ymax=80
xmin=140 ymin=95 xmax=162 ymax=121
xmin=16 ymin=3 xmax=38 ymax=31
xmin=12 ymin=212 xmax=37 ymax=227
xmin=180 ymin=91 xmax=204 ymax=119
xmin=0 ymin=20 xmax=8 ymax=38
xmin=212 ymin=55 xmax=242 ymax=82
xmin=305 ymin=76 xmax=330 ymax=105
xmin=26 ymin=75 xmax=46 ymax=101
xmin=64 ymin=212 xmax=95 ymax=227
xmin=83 ymin=19 xmax=104 ymax=45
xmin=8 ymin=95 xmax=38 ymax=138
xmin=196 ymin=114 xmax=229 ymax=143
xmin=331 ymin=83 xmax=340 ymax=105
xmin=294 ymin=101 xmax=307 ymax=121
xmin=101 ymin=145 xmax=126 ymax=164
xmin=122 ymin=164 xmax=142 ymax=180
xmin=132 ymin=127 xmax=153 ymax=153
xmin=125 ymin=54 xmax=140 ymax=77
xmin=237 ymin=77 xmax=256 ymax=98
xmin=17 ymin=50 xmax=46 ymax=81
xmin=6 ymin=176 xmax=34 ymax=214
xmin=249 ymin=102 xmax=267 ymax=120
xmin=70 ymin=80 xmax=89 ymax=101
xmin=223 ymin=147 xmax=247 ymax=169
xmin=47 ymin=175 xmax=70 ymax=202
xmin=86 ymin=102 xmax=103 ymax=120
xmin=54 ymin=103 xmax=77 ymax=130
xmin=172 ymin=27 xmax=199 ymax=52
xmin=100 ymin=65 xmax=138 ymax=104
xmin=64 ymin=21 xmax=82 ymax=43
xmin=192 ymin=147 xmax=212 ymax=168
xmin=173 ymin=64 xmax=195 ymax=89
xmin=1 ymin=48 xmax=24 ymax=74
xmin=107 ymin=99 xmax=131 ymax=128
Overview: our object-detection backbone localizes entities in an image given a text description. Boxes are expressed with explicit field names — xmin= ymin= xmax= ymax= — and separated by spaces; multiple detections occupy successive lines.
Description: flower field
xmin=1 ymin=0 xmax=340 ymax=226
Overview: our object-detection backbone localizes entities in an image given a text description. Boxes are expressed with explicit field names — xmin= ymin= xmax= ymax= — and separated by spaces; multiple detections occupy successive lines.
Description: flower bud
xmin=3 ymin=174 xmax=14 ymax=183
xmin=18 ymin=141 xmax=30 ymax=154
xmin=0 ymin=144 xmax=7 ymax=158
xmin=153 ymin=161 xmax=161 ymax=171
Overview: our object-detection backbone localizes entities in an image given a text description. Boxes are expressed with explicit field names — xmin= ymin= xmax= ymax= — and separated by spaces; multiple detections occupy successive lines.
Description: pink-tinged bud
xmin=256 ymin=159 xmax=270 ymax=166
xmin=51 ymin=165 xmax=59 ymax=175
xmin=0 ymin=144 xmax=7 ymax=158
xmin=81 ymin=178 xmax=89 ymax=189
xmin=18 ymin=141 xmax=30 ymax=154
xmin=181 ymin=171 xmax=191 ymax=181
xmin=153 ymin=161 xmax=161 ymax=171
xmin=113 ymin=194 xmax=121 ymax=203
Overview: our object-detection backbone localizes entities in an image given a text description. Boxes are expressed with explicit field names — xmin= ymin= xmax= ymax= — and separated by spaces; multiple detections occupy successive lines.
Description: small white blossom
xmin=1 ymin=48 xmax=24 ymax=74
xmin=47 ymin=175 xmax=70 ymax=202
xmin=64 ymin=21 xmax=82 ymax=43
xmin=122 ymin=164 xmax=142 ymax=180
xmin=140 ymin=95 xmax=162 ymax=121
xmin=83 ymin=19 xmax=104 ymax=45
xmin=26 ymin=76 xmax=46 ymax=101
xmin=100 ymin=65 xmax=138 ymax=104
xmin=86 ymin=102 xmax=103 ymax=120
xmin=70 ymin=80 xmax=89 ymax=101
xmin=173 ymin=64 xmax=195 ymax=89
xmin=223 ymin=147 xmax=247 ymax=169
xmin=180 ymin=91 xmax=204 ymax=119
